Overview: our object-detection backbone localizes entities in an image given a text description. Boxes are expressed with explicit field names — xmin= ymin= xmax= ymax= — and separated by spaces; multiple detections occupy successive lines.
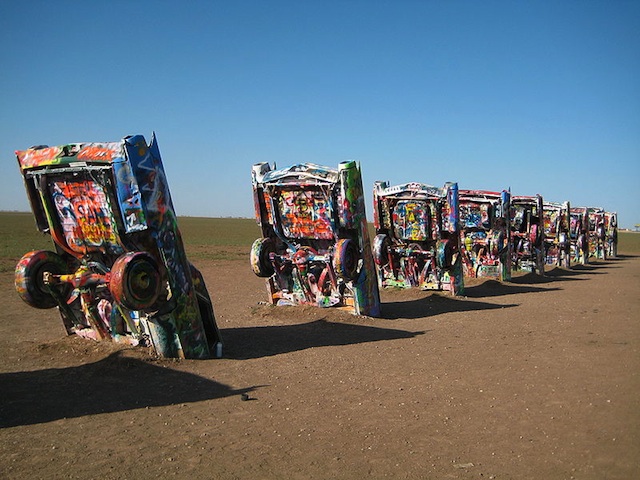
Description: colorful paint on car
xmin=251 ymin=161 xmax=381 ymax=317
xmin=542 ymin=201 xmax=571 ymax=267
xmin=371 ymin=181 xmax=463 ymax=295
xmin=510 ymin=194 xmax=545 ymax=275
xmin=569 ymin=207 xmax=589 ymax=264
xmin=14 ymin=134 xmax=222 ymax=359
xmin=586 ymin=207 xmax=607 ymax=260
xmin=458 ymin=190 xmax=512 ymax=281
xmin=604 ymin=212 xmax=618 ymax=258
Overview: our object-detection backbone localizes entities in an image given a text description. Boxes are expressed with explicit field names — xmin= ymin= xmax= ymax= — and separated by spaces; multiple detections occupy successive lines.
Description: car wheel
xmin=110 ymin=252 xmax=161 ymax=310
xmin=373 ymin=234 xmax=391 ymax=266
xmin=15 ymin=250 xmax=69 ymax=309
xmin=436 ymin=239 xmax=453 ymax=269
xmin=250 ymin=238 xmax=275 ymax=277
xmin=333 ymin=238 xmax=359 ymax=281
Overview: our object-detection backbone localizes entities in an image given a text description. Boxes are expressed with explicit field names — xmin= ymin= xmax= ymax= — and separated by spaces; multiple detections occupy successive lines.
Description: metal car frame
xmin=371 ymin=181 xmax=463 ymax=295
xmin=587 ymin=207 xmax=607 ymax=260
xmin=569 ymin=207 xmax=589 ymax=264
xmin=14 ymin=134 xmax=222 ymax=359
xmin=458 ymin=189 xmax=512 ymax=281
xmin=542 ymin=201 xmax=571 ymax=268
xmin=510 ymin=194 xmax=545 ymax=275
xmin=604 ymin=211 xmax=618 ymax=258
xmin=250 ymin=161 xmax=381 ymax=317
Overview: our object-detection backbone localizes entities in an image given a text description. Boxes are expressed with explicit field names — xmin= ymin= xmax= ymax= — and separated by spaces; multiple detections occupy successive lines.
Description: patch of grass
xmin=0 ymin=212 xmax=52 ymax=272
xmin=618 ymin=231 xmax=640 ymax=254
xmin=177 ymin=217 xmax=261 ymax=247
xmin=3 ymin=212 xmax=637 ymax=272
xmin=0 ymin=213 xmax=261 ymax=270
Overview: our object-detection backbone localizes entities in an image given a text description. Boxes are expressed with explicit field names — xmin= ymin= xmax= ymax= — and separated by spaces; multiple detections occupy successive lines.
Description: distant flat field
xmin=1 ymin=211 xmax=638 ymax=263
xmin=1 ymin=211 xmax=639 ymax=268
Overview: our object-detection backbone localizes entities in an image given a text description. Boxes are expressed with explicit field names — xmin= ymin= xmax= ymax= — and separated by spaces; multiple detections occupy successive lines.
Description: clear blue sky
xmin=1 ymin=0 xmax=639 ymax=228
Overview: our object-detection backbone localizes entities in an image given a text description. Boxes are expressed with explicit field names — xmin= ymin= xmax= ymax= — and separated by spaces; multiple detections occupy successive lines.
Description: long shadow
xmin=569 ymin=264 xmax=611 ymax=273
xmin=222 ymin=319 xmax=426 ymax=360
xmin=380 ymin=295 xmax=518 ymax=319
xmin=464 ymin=280 xmax=561 ymax=297
xmin=509 ymin=269 xmax=585 ymax=285
xmin=0 ymin=352 xmax=254 ymax=428
xmin=544 ymin=267 xmax=591 ymax=278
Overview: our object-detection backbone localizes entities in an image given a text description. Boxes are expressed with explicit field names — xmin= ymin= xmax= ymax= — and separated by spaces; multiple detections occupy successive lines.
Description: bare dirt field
xmin=1 ymin=248 xmax=639 ymax=479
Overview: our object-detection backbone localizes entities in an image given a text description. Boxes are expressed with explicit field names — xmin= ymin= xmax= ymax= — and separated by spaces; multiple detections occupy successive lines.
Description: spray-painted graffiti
xmin=278 ymin=189 xmax=334 ymax=239
xmin=605 ymin=212 xmax=618 ymax=258
xmin=14 ymin=135 xmax=222 ymax=359
xmin=510 ymin=195 xmax=545 ymax=275
xmin=543 ymin=201 xmax=571 ymax=267
xmin=458 ymin=190 xmax=512 ymax=281
xmin=372 ymin=181 xmax=463 ymax=294
xmin=251 ymin=162 xmax=381 ymax=316
xmin=569 ymin=207 xmax=589 ymax=264
xmin=49 ymin=180 xmax=121 ymax=254
xmin=586 ymin=207 xmax=607 ymax=260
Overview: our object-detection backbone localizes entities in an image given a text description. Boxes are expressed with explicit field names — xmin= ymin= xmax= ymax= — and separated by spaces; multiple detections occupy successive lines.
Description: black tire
xmin=15 ymin=250 xmax=69 ymax=309
xmin=333 ymin=238 xmax=360 ymax=281
xmin=373 ymin=234 xmax=391 ymax=266
xmin=250 ymin=238 xmax=275 ymax=277
xmin=109 ymin=252 xmax=161 ymax=311
xmin=436 ymin=240 xmax=454 ymax=269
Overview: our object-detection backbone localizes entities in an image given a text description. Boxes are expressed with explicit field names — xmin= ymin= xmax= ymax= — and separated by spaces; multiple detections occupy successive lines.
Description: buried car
xmin=510 ymin=194 xmax=545 ymax=275
xmin=14 ymin=134 xmax=222 ymax=359
xmin=604 ymin=211 xmax=618 ymax=258
xmin=371 ymin=181 xmax=463 ymax=295
xmin=587 ymin=207 xmax=607 ymax=260
xmin=542 ymin=201 xmax=571 ymax=267
xmin=569 ymin=207 xmax=589 ymax=264
xmin=458 ymin=189 xmax=512 ymax=281
xmin=250 ymin=161 xmax=381 ymax=317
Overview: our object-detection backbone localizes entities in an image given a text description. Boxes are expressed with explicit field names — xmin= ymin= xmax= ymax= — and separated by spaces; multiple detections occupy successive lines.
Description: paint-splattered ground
xmin=1 ymin=252 xmax=639 ymax=479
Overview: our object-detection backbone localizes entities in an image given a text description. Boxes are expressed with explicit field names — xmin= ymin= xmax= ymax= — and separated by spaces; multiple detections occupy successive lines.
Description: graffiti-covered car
xmin=250 ymin=161 xmax=380 ymax=316
xmin=14 ymin=134 xmax=222 ymax=359
xmin=458 ymin=190 xmax=512 ymax=281
xmin=510 ymin=194 xmax=545 ymax=275
xmin=587 ymin=207 xmax=607 ymax=260
xmin=371 ymin=181 xmax=463 ymax=295
xmin=569 ymin=207 xmax=589 ymax=264
xmin=604 ymin=211 xmax=618 ymax=258
xmin=542 ymin=201 xmax=571 ymax=267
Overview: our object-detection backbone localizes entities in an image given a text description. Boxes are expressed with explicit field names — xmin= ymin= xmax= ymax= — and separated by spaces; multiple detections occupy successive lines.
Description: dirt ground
xmin=1 ymin=252 xmax=639 ymax=479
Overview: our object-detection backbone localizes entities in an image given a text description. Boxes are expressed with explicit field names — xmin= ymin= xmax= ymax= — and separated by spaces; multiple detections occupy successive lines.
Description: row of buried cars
xmin=13 ymin=135 xmax=618 ymax=358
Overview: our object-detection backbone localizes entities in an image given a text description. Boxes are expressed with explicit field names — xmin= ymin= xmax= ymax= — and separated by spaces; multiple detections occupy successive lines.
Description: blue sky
xmin=1 ymin=0 xmax=639 ymax=227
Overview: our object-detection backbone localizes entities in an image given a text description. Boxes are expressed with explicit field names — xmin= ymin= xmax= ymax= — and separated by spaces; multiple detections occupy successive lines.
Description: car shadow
xmin=509 ymin=269 xmax=586 ymax=285
xmin=569 ymin=263 xmax=613 ymax=273
xmin=380 ymin=294 xmax=518 ymax=319
xmin=463 ymin=279 xmax=561 ymax=297
xmin=222 ymin=319 xmax=426 ymax=360
xmin=0 ymin=351 xmax=255 ymax=428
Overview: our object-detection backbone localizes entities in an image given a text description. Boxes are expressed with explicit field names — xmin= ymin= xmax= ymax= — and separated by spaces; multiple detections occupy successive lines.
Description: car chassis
xmin=542 ymin=201 xmax=571 ymax=268
xmin=250 ymin=161 xmax=381 ymax=317
xmin=371 ymin=181 xmax=463 ymax=295
xmin=458 ymin=189 xmax=512 ymax=281
xmin=510 ymin=194 xmax=545 ymax=275
xmin=14 ymin=134 xmax=222 ymax=359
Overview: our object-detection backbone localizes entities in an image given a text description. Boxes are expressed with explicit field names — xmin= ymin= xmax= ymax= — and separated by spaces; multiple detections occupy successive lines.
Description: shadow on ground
xmin=0 ymin=352 xmax=253 ymax=428
xmin=508 ymin=264 xmax=611 ymax=285
xmin=464 ymin=279 xmax=561 ymax=297
xmin=222 ymin=319 xmax=426 ymax=360
xmin=380 ymin=294 xmax=518 ymax=319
